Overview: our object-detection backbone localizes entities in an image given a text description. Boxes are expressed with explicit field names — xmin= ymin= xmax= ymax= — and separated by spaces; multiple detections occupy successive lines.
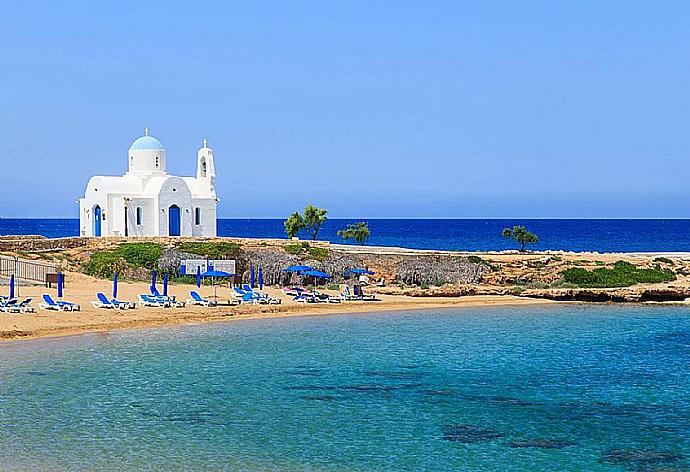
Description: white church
xmin=79 ymin=130 xmax=218 ymax=237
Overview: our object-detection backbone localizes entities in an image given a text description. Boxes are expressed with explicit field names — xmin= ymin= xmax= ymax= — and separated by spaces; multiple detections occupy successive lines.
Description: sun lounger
xmin=340 ymin=285 xmax=379 ymax=301
xmin=242 ymin=286 xmax=282 ymax=305
xmin=139 ymin=294 xmax=170 ymax=308
xmin=15 ymin=298 xmax=35 ymax=313
xmin=39 ymin=294 xmax=80 ymax=311
xmin=92 ymin=293 xmax=135 ymax=310
xmin=150 ymin=288 xmax=185 ymax=307
xmin=0 ymin=298 xmax=20 ymax=313
xmin=187 ymin=291 xmax=217 ymax=307
xmin=111 ymin=298 xmax=136 ymax=309
xmin=92 ymin=293 xmax=117 ymax=309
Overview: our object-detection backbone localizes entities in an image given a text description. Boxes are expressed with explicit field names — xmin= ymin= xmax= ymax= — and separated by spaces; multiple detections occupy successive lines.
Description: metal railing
xmin=0 ymin=255 xmax=58 ymax=283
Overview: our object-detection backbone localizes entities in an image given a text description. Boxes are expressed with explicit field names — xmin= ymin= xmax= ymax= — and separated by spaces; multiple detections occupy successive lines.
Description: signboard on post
xmin=180 ymin=259 xmax=207 ymax=275
xmin=209 ymin=260 xmax=236 ymax=275
xmin=180 ymin=259 xmax=236 ymax=275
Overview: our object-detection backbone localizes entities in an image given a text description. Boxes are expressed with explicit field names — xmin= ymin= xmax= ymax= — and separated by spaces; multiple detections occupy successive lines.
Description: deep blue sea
xmin=0 ymin=305 xmax=688 ymax=471
xmin=2 ymin=218 xmax=690 ymax=252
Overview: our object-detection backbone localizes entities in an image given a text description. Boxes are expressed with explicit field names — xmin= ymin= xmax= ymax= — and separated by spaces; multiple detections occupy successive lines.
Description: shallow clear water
xmin=0 ymin=305 xmax=688 ymax=471
xmin=5 ymin=218 xmax=690 ymax=252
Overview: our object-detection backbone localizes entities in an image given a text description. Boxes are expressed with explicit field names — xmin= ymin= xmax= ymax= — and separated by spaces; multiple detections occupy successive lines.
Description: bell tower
xmin=197 ymin=138 xmax=216 ymax=195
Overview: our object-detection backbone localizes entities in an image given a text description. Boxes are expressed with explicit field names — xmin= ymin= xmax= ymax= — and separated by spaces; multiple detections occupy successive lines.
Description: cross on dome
xmin=144 ymin=127 xmax=149 ymax=136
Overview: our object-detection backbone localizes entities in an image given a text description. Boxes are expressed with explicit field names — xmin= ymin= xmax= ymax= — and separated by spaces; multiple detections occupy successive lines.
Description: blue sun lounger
xmin=39 ymin=294 xmax=80 ymax=311
xmin=92 ymin=293 xmax=135 ymax=310
xmin=187 ymin=291 xmax=217 ymax=307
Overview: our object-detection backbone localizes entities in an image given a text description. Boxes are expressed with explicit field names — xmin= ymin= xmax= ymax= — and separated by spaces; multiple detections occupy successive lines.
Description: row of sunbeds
xmin=232 ymin=285 xmax=282 ymax=304
xmin=2 ymin=284 xmax=374 ymax=313
xmin=1 ymin=294 xmax=81 ymax=313
xmin=281 ymin=285 xmax=379 ymax=304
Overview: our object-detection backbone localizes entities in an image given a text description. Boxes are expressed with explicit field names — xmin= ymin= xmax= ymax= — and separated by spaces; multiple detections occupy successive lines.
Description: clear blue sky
xmin=1 ymin=1 xmax=689 ymax=218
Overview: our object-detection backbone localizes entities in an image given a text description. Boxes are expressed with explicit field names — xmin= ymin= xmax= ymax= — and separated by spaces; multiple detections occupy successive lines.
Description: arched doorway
xmin=168 ymin=205 xmax=181 ymax=236
xmin=93 ymin=205 xmax=102 ymax=237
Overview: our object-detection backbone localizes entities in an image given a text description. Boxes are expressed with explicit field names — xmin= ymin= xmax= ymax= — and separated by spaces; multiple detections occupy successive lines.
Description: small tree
xmin=337 ymin=221 xmax=370 ymax=245
xmin=502 ymin=225 xmax=539 ymax=252
xmin=284 ymin=212 xmax=304 ymax=239
xmin=302 ymin=205 xmax=328 ymax=240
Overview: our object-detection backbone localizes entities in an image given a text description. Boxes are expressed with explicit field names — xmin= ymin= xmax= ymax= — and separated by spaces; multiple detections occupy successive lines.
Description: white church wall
xmin=79 ymin=196 xmax=108 ymax=237
xmin=125 ymin=198 xmax=157 ymax=237
xmin=191 ymin=198 xmax=217 ymax=237
xmin=157 ymin=177 xmax=193 ymax=236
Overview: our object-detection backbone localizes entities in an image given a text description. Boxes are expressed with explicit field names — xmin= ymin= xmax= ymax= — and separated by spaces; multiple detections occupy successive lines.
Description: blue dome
xmin=129 ymin=135 xmax=165 ymax=151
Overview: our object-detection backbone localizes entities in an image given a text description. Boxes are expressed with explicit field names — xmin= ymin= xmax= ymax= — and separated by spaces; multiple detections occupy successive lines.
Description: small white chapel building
xmin=79 ymin=129 xmax=218 ymax=237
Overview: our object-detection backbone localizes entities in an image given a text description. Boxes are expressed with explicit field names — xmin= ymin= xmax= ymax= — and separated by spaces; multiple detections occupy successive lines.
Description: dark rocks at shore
xmin=520 ymin=288 xmax=690 ymax=303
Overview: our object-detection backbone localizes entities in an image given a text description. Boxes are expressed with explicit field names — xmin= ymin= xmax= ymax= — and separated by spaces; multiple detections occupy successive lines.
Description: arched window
xmin=136 ymin=207 xmax=142 ymax=225
xmin=195 ymin=207 xmax=201 ymax=225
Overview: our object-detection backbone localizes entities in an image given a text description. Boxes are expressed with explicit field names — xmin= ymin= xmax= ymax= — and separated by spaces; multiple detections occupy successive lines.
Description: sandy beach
xmin=0 ymin=271 xmax=552 ymax=343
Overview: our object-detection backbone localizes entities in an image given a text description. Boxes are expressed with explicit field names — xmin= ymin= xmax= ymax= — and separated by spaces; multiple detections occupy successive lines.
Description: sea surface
xmin=0 ymin=305 xmax=688 ymax=471
xmin=3 ymin=218 xmax=690 ymax=252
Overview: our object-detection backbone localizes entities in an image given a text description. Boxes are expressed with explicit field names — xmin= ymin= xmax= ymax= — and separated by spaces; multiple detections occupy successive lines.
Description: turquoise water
xmin=0 ymin=305 xmax=688 ymax=471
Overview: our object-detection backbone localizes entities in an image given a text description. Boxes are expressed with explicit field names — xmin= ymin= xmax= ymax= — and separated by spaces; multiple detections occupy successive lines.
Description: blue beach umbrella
xmin=196 ymin=266 xmax=202 ymax=288
xmin=258 ymin=267 xmax=263 ymax=290
xmin=57 ymin=272 xmax=64 ymax=298
xmin=302 ymin=270 xmax=331 ymax=278
xmin=9 ymin=274 xmax=14 ymax=299
xmin=250 ymin=266 xmax=255 ymax=288
xmin=345 ymin=268 xmax=376 ymax=276
xmin=163 ymin=273 xmax=169 ymax=297
xmin=302 ymin=269 xmax=331 ymax=287
xmin=113 ymin=273 xmax=118 ymax=300
xmin=151 ymin=271 xmax=157 ymax=293
xmin=282 ymin=265 xmax=312 ymax=273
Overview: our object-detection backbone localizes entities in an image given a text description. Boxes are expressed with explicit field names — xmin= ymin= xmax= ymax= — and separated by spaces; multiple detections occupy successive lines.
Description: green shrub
xmin=467 ymin=255 xmax=485 ymax=265
xmin=82 ymin=252 xmax=129 ymax=278
xmin=177 ymin=241 xmax=241 ymax=259
xmin=654 ymin=257 xmax=673 ymax=264
xmin=433 ymin=280 xmax=445 ymax=287
xmin=561 ymin=260 xmax=675 ymax=288
xmin=467 ymin=255 xmax=497 ymax=271
xmin=420 ymin=283 xmax=430 ymax=289
xmin=284 ymin=244 xmax=303 ymax=255
xmin=82 ymin=243 xmax=163 ymax=278
xmin=116 ymin=243 xmax=162 ymax=269
xmin=308 ymin=247 xmax=329 ymax=261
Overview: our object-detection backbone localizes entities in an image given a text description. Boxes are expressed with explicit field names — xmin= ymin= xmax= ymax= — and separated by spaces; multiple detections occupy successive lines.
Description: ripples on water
xmin=0 ymin=305 xmax=688 ymax=471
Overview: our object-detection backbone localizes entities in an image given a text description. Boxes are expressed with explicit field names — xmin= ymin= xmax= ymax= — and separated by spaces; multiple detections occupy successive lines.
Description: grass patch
xmin=284 ymin=242 xmax=328 ymax=261
xmin=467 ymin=255 xmax=498 ymax=271
xmin=561 ymin=260 xmax=675 ymax=288
xmin=308 ymin=247 xmax=329 ymax=261
xmin=285 ymin=244 xmax=305 ymax=255
xmin=83 ymin=242 xmax=163 ymax=278
xmin=176 ymin=241 xmax=241 ymax=259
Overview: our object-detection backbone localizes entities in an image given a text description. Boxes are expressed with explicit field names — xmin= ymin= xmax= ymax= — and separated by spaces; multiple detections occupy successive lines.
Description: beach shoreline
xmin=0 ymin=276 xmax=554 ymax=345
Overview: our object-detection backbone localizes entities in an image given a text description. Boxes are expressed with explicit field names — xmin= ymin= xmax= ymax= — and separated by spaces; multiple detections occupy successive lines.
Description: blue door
xmin=93 ymin=205 xmax=102 ymax=237
xmin=169 ymin=205 xmax=181 ymax=236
